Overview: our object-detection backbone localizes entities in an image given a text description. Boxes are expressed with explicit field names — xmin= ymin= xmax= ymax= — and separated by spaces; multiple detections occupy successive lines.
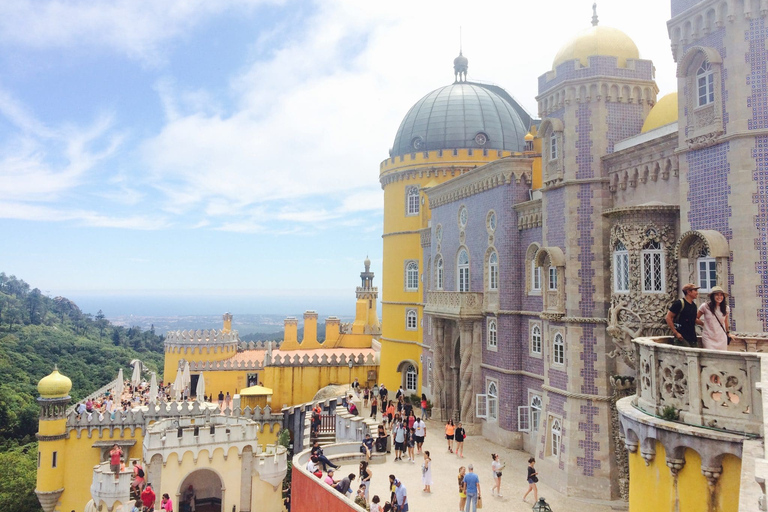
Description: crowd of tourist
xmin=304 ymin=383 xmax=518 ymax=512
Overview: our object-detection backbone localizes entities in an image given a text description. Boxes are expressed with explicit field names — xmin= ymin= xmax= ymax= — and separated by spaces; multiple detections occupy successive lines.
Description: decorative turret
xmin=453 ymin=51 xmax=468 ymax=83
xmin=354 ymin=258 xmax=381 ymax=335
xmin=35 ymin=367 xmax=71 ymax=512
xmin=222 ymin=312 xmax=233 ymax=333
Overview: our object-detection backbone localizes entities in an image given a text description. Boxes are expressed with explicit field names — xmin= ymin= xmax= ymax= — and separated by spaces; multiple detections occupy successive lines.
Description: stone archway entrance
xmin=178 ymin=469 xmax=223 ymax=512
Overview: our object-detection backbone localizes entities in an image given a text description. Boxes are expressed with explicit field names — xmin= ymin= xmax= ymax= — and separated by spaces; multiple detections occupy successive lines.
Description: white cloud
xmin=0 ymin=0 xmax=282 ymax=64
xmin=139 ymin=0 xmax=678 ymax=233
xmin=0 ymin=201 xmax=169 ymax=229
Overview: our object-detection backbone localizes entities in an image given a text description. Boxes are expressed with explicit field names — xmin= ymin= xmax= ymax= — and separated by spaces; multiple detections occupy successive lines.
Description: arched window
xmin=532 ymin=261 xmax=542 ymax=291
xmin=405 ymin=364 xmax=417 ymax=391
xmin=550 ymin=132 xmax=558 ymax=160
xmin=641 ymin=240 xmax=665 ymax=293
xmin=487 ymin=381 xmax=498 ymax=421
xmin=697 ymin=62 xmax=714 ymax=106
xmin=435 ymin=256 xmax=444 ymax=290
xmin=551 ymin=418 xmax=562 ymax=456
xmin=406 ymin=261 xmax=419 ymax=291
xmin=697 ymin=247 xmax=717 ymax=291
xmin=548 ymin=266 xmax=558 ymax=290
xmin=530 ymin=395 xmax=542 ymax=432
xmin=488 ymin=251 xmax=499 ymax=291
xmin=457 ymin=249 xmax=470 ymax=292
xmin=613 ymin=241 xmax=629 ymax=293
xmin=553 ymin=332 xmax=565 ymax=365
xmin=531 ymin=325 xmax=542 ymax=355
xmin=406 ymin=309 xmax=417 ymax=330
xmin=406 ymin=186 xmax=420 ymax=215
xmin=487 ymin=319 xmax=498 ymax=349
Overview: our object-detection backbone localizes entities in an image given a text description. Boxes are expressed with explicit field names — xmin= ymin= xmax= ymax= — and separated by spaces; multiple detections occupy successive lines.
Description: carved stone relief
xmin=607 ymin=220 xmax=678 ymax=367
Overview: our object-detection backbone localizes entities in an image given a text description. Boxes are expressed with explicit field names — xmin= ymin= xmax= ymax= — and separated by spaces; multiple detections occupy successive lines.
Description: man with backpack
xmin=665 ymin=283 xmax=701 ymax=347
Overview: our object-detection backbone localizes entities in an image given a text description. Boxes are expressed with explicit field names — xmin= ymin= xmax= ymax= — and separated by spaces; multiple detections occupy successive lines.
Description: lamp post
xmin=348 ymin=359 xmax=354 ymax=390
xmin=532 ymin=497 xmax=553 ymax=512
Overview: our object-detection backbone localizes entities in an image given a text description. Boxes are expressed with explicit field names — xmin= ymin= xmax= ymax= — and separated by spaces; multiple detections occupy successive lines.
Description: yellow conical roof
xmin=553 ymin=25 xmax=639 ymax=69
xmin=641 ymin=92 xmax=678 ymax=132
xmin=38 ymin=367 xmax=72 ymax=398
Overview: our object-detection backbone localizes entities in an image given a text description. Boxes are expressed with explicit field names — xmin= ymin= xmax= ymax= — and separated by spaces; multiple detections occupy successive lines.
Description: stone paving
xmin=349 ymin=401 xmax=623 ymax=512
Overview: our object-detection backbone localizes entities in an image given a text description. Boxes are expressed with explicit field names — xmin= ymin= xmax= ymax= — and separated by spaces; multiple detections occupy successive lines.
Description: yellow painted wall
xmin=162 ymin=446 xmax=283 ymax=512
xmin=263 ymin=365 xmax=375 ymax=408
xmin=163 ymin=344 xmax=237 ymax=384
xmin=57 ymin=427 xmax=145 ymax=512
xmin=628 ymin=442 xmax=741 ymax=512
xmin=198 ymin=369 xmax=251 ymax=399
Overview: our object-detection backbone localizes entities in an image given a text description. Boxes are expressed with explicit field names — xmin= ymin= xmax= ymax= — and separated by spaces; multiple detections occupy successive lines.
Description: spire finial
xmin=453 ymin=27 xmax=468 ymax=83
xmin=592 ymin=3 xmax=599 ymax=26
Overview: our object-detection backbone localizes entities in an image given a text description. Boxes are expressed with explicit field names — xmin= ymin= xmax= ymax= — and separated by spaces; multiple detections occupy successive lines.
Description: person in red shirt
xmin=141 ymin=483 xmax=157 ymax=511
xmin=109 ymin=444 xmax=123 ymax=482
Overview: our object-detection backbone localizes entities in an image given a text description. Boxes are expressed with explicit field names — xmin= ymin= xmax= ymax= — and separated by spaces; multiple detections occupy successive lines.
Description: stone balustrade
xmin=90 ymin=462 xmax=132 ymax=512
xmin=424 ymin=291 xmax=484 ymax=319
xmin=633 ymin=336 xmax=764 ymax=435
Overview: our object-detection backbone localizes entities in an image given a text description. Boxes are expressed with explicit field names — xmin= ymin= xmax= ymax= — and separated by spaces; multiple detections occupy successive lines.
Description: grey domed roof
xmin=391 ymin=82 xmax=531 ymax=157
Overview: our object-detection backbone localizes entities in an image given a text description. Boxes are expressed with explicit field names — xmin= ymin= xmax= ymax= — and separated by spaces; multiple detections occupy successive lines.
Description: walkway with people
xmin=350 ymin=396 xmax=622 ymax=512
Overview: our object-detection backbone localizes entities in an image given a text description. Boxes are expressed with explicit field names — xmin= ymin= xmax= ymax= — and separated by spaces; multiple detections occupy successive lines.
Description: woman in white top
xmin=491 ymin=453 xmax=505 ymax=497
xmin=697 ymin=286 xmax=731 ymax=350
xmin=421 ymin=450 xmax=433 ymax=493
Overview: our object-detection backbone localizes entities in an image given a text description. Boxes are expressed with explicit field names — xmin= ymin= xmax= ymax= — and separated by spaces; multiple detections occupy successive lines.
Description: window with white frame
xmin=641 ymin=241 xmax=665 ymax=293
xmin=698 ymin=256 xmax=717 ymax=292
xmin=406 ymin=309 xmax=417 ymax=330
xmin=548 ymin=266 xmax=558 ymax=290
xmin=406 ymin=261 xmax=419 ymax=291
xmin=553 ymin=332 xmax=565 ymax=365
xmin=550 ymin=132 xmax=558 ymax=160
xmin=530 ymin=395 xmax=542 ymax=432
xmin=487 ymin=318 xmax=498 ymax=349
xmin=458 ymin=249 xmax=470 ymax=292
xmin=613 ymin=241 xmax=629 ymax=293
xmin=487 ymin=381 xmax=498 ymax=421
xmin=436 ymin=256 xmax=444 ymax=289
xmin=406 ymin=186 xmax=420 ymax=215
xmin=531 ymin=324 xmax=542 ymax=355
xmin=405 ymin=364 xmax=417 ymax=391
xmin=532 ymin=262 xmax=542 ymax=292
xmin=550 ymin=417 xmax=562 ymax=456
xmin=697 ymin=62 xmax=715 ymax=107
xmin=488 ymin=251 xmax=499 ymax=291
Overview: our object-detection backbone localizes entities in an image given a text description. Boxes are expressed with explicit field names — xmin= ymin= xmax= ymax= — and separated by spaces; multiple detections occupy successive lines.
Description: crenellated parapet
xmin=164 ymin=329 xmax=240 ymax=354
xmin=65 ymin=400 xmax=283 ymax=438
xmin=184 ymin=358 xmax=265 ymax=372
xmin=268 ymin=351 xmax=378 ymax=367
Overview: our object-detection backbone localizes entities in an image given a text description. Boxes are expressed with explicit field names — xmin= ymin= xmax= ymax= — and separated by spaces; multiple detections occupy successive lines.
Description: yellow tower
xmin=379 ymin=53 xmax=534 ymax=393
xmin=35 ymin=367 xmax=72 ymax=512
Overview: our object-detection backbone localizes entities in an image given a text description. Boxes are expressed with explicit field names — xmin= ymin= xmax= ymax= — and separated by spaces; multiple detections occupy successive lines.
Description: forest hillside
xmin=0 ymin=273 xmax=166 ymax=511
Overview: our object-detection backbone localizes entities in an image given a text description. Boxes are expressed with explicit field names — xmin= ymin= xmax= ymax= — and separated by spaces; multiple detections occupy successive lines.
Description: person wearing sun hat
xmin=696 ymin=285 xmax=731 ymax=350
xmin=666 ymin=283 xmax=700 ymax=347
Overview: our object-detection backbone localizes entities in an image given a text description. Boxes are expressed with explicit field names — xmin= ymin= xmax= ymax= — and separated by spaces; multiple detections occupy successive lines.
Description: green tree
xmin=0 ymin=443 xmax=42 ymax=512
xmin=95 ymin=310 xmax=107 ymax=342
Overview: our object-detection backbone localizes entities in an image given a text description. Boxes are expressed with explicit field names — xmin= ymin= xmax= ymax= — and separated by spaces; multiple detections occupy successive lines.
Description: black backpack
xmin=137 ymin=467 xmax=145 ymax=478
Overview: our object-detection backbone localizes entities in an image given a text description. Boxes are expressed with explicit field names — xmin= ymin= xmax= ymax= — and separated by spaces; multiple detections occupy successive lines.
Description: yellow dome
xmin=641 ymin=92 xmax=678 ymax=132
xmin=524 ymin=132 xmax=534 ymax=141
xmin=553 ymin=25 xmax=639 ymax=69
xmin=38 ymin=367 xmax=72 ymax=398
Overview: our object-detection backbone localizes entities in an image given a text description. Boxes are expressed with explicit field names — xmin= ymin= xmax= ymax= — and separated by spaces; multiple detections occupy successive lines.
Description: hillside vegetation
xmin=0 ymin=273 xmax=166 ymax=511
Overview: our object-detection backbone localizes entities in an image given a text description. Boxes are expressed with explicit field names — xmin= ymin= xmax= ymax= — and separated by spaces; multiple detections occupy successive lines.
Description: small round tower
xmin=35 ymin=366 xmax=72 ymax=512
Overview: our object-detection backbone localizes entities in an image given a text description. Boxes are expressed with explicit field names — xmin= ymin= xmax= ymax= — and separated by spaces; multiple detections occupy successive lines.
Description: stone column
xmin=459 ymin=320 xmax=475 ymax=422
xmin=433 ymin=319 xmax=445 ymax=411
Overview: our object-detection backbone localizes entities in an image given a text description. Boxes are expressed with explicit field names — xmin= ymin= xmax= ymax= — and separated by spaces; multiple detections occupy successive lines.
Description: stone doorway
xmin=178 ymin=469 xmax=223 ymax=512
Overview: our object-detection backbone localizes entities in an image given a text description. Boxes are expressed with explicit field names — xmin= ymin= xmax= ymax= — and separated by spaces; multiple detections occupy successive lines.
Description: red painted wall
xmin=291 ymin=466 xmax=362 ymax=512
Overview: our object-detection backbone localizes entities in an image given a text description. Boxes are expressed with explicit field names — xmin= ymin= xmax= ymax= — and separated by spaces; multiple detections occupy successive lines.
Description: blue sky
xmin=0 ymin=0 xmax=678 ymax=315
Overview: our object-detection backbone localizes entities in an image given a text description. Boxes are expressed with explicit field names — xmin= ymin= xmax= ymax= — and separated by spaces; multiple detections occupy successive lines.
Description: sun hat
xmin=708 ymin=285 xmax=729 ymax=297
xmin=682 ymin=283 xmax=700 ymax=292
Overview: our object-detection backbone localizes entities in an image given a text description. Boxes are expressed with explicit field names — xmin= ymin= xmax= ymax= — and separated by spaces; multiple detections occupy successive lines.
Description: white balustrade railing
xmin=634 ymin=336 xmax=764 ymax=435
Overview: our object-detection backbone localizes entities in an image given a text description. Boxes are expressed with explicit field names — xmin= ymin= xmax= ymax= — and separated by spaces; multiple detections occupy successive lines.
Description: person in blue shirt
xmin=462 ymin=464 xmax=482 ymax=512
